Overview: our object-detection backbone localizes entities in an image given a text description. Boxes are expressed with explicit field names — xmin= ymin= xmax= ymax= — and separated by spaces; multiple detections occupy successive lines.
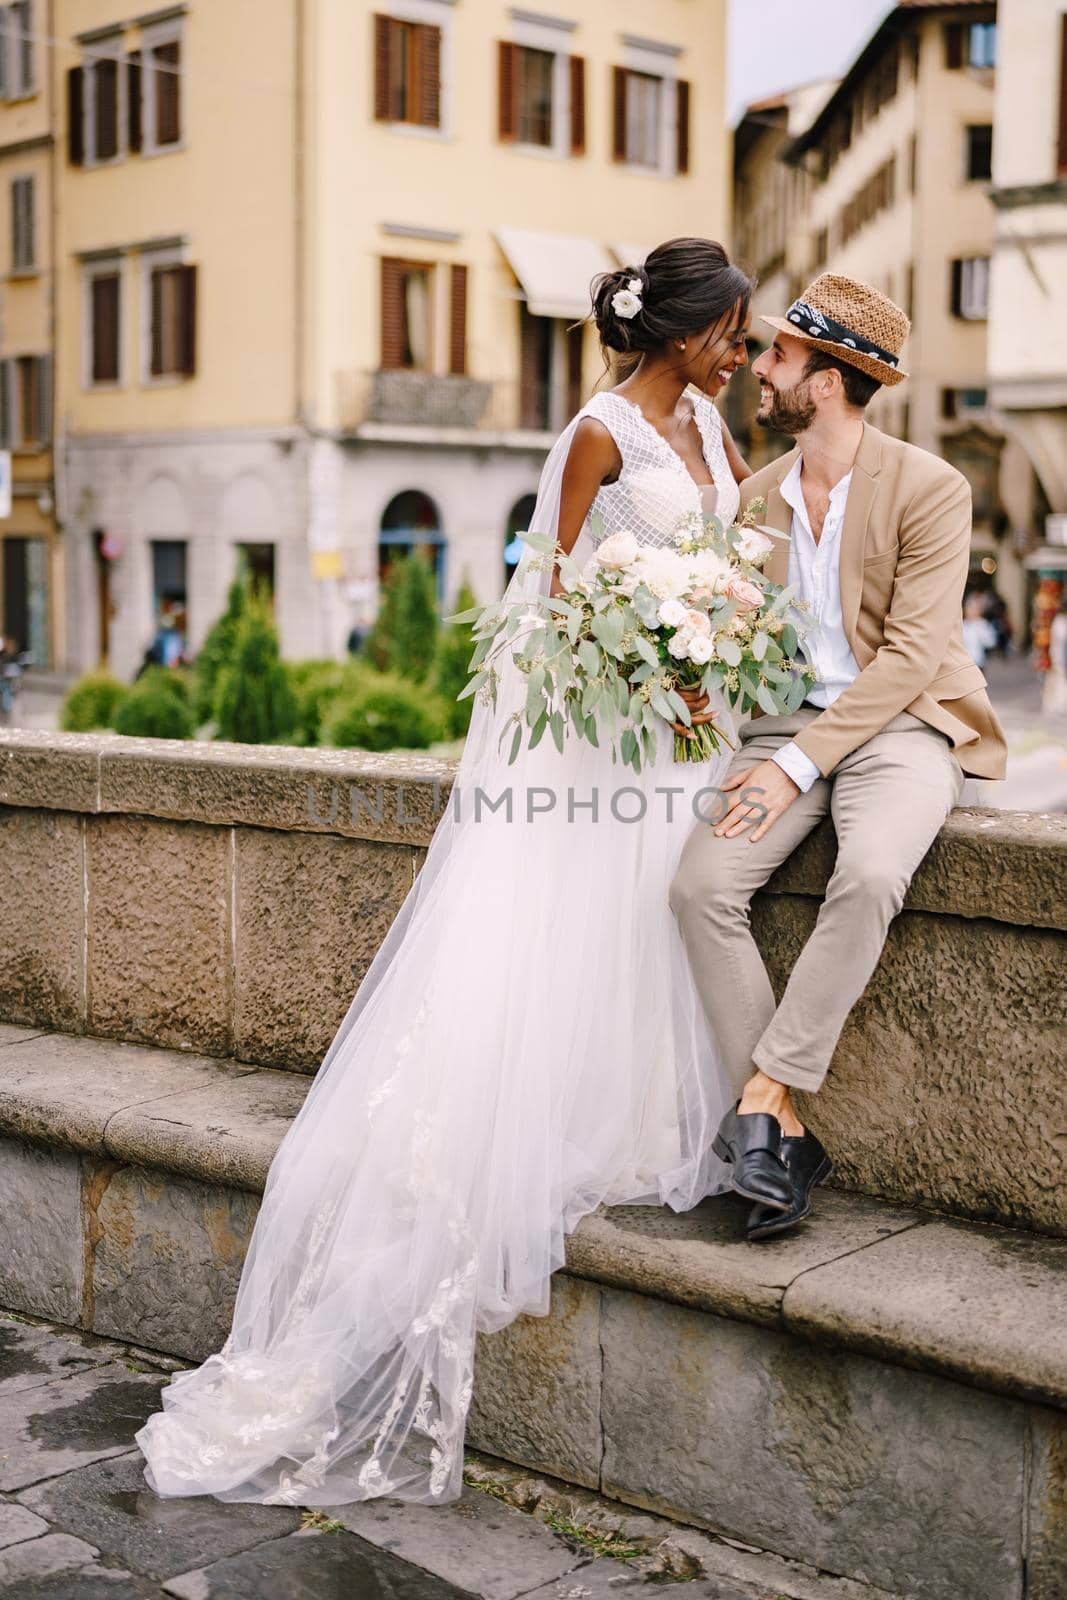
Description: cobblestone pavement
xmin=978 ymin=655 xmax=1067 ymax=812
xmin=0 ymin=1309 xmax=909 ymax=1600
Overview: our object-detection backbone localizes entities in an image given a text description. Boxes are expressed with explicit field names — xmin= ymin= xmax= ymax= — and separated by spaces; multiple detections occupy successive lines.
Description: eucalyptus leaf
xmin=550 ymin=710 xmax=565 ymax=753
xmin=752 ymin=630 xmax=769 ymax=662
xmin=717 ymin=636 xmax=742 ymax=667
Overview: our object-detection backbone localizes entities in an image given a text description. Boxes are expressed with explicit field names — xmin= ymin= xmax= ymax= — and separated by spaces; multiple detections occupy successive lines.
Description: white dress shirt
xmin=769 ymin=456 xmax=861 ymax=793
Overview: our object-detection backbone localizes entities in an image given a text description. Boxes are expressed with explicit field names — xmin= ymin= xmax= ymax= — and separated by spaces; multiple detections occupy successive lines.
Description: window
xmin=0 ymin=354 xmax=50 ymax=447
xmin=966 ymin=124 xmax=992 ymax=181
xmin=612 ymin=66 xmax=690 ymax=174
xmin=379 ymin=256 xmax=467 ymax=374
xmin=86 ymin=266 xmax=122 ymax=384
xmin=498 ymin=41 xmax=584 ymax=156
xmin=0 ymin=1 xmax=36 ymax=99
xmin=518 ymin=306 xmax=582 ymax=431
xmin=374 ymin=13 xmax=441 ymax=128
xmin=946 ymin=20 xmax=996 ymax=70
xmin=950 ymin=256 xmax=990 ymax=320
xmin=145 ymin=32 xmax=182 ymax=150
xmin=941 ymin=387 xmax=988 ymax=418
xmin=379 ymin=491 xmax=445 ymax=595
xmin=145 ymin=258 xmax=197 ymax=379
xmin=91 ymin=50 xmax=120 ymax=161
xmin=10 ymin=175 xmax=33 ymax=271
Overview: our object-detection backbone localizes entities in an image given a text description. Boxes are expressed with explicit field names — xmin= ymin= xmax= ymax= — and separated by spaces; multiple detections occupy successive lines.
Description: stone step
xmin=0 ymin=1023 xmax=1064 ymax=1600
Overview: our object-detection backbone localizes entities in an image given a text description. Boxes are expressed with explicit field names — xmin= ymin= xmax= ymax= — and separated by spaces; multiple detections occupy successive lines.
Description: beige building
xmin=49 ymin=0 xmax=728 ymax=679
xmin=988 ymin=0 xmax=1067 ymax=544
xmin=734 ymin=0 xmax=1036 ymax=634
xmin=0 ymin=2 xmax=58 ymax=669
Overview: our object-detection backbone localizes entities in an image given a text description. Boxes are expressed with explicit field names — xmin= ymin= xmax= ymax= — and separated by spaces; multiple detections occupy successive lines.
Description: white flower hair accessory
xmin=611 ymin=276 xmax=644 ymax=320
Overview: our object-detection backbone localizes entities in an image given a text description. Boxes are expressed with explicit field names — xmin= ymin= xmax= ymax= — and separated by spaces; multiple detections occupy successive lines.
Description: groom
xmin=670 ymin=273 xmax=1007 ymax=1241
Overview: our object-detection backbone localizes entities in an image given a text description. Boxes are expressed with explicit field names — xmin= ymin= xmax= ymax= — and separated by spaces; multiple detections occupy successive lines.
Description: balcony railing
xmin=335 ymin=369 xmax=560 ymax=436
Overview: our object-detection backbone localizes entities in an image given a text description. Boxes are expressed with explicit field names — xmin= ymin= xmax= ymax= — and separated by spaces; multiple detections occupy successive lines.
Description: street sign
xmin=0 ymin=451 xmax=11 ymax=520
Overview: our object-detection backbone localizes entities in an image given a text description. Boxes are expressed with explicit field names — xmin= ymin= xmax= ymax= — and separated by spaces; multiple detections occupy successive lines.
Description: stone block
xmin=0 ymin=1500 xmax=49 ymax=1549
xmin=336 ymin=1485 xmax=589 ymax=1600
xmin=103 ymin=1067 xmax=306 ymax=1192
xmin=0 ymin=729 xmax=106 ymax=813
xmin=16 ymin=1451 xmax=301 ymax=1583
xmin=98 ymin=736 xmax=454 ymax=847
xmin=565 ymin=1188 xmax=926 ymax=1328
xmin=0 ymin=1361 xmax=166 ymax=1491
xmin=783 ymin=1216 xmax=1067 ymax=1409
xmin=233 ymin=826 xmax=412 ymax=1072
xmin=0 ymin=1533 xmax=103 ymax=1591
xmin=0 ymin=809 xmax=84 ymax=1031
xmin=162 ymin=1529 xmax=473 ymax=1599
xmin=600 ymin=1287 xmax=1026 ymax=1600
xmin=86 ymin=815 xmax=232 ymax=1056
xmin=468 ymin=1274 xmax=602 ymax=1491
xmin=0 ymin=1137 xmax=83 ymax=1323
xmin=88 ymin=1163 xmax=259 ymax=1361
xmin=0 ymin=1314 xmax=113 ymax=1398
xmin=1029 ymin=1406 xmax=1067 ymax=1600
xmin=752 ymin=895 xmax=1067 ymax=1235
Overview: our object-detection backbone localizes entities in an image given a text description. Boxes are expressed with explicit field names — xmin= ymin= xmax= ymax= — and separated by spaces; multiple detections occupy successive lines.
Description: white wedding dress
xmin=135 ymin=388 xmax=741 ymax=1507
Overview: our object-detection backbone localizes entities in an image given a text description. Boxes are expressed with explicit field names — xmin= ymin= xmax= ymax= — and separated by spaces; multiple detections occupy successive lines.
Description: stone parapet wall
xmin=1 ymin=730 xmax=1064 ymax=1233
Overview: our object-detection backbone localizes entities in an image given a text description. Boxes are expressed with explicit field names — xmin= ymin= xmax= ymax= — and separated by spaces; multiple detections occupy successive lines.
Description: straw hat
xmin=761 ymin=272 xmax=910 ymax=386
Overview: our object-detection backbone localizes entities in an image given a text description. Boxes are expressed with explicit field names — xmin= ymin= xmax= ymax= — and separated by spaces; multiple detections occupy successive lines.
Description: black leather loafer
xmin=711 ymin=1100 xmax=792 ymax=1210
xmin=746 ymin=1128 xmax=834 ymax=1241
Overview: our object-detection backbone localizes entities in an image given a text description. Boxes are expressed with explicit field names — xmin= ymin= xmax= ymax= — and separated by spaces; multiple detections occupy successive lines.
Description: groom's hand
xmin=714 ymin=760 xmax=800 ymax=842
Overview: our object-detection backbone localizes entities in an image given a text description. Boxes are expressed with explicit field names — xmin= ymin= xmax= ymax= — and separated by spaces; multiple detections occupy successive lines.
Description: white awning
xmin=611 ymin=241 xmax=650 ymax=268
xmin=495 ymin=227 xmax=615 ymax=320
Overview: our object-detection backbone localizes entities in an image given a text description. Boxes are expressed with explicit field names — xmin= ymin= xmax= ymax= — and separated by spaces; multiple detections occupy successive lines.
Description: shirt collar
xmin=779 ymin=456 xmax=854 ymax=530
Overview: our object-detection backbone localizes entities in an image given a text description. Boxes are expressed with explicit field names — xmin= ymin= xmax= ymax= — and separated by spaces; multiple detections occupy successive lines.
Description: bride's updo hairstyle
xmin=590 ymin=237 xmax=753 ymax=375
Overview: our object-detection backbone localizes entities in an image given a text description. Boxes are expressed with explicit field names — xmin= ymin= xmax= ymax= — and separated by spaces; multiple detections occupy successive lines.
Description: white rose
xmin=687 ymin=548 xmax=733 ymax=600
xmin=735 ymin=527 xmax=775 ymax=564
xmin=687 ymin=634 xmax=714 ymax=665
xmin=595 ymin=530 xmax=639 ymax=569
xmin=634 ymin=547 xmax=690 ymax=599
xmin=685 ymin=609 xmax=712 ymax=636
xmin=657 ymin=599 xmax=688 ymax=628
xmin=668 ymin=632 xmax=692 ymax=659
xmin=611 ymin=288 xmax=642 ymax=319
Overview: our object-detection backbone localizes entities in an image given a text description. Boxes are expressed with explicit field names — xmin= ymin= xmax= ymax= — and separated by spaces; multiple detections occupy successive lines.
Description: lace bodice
xmin=579 ymin=389 xmax=740 ymax=548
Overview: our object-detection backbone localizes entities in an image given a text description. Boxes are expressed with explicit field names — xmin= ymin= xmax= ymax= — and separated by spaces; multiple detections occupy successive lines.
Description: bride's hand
xmin=672 ymin=684 xmax=715 ymax=738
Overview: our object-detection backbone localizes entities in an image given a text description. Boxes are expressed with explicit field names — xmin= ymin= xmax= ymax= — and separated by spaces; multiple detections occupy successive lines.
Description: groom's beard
xmin=757 ymin=379 xmax=817 ymax=436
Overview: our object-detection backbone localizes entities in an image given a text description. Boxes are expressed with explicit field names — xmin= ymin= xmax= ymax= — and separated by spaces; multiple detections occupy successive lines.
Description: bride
xmin=136 ymin=236 xmax=755 ymax=1507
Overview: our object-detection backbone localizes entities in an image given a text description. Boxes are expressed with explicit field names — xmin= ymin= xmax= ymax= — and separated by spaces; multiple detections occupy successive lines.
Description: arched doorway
xmin=504 ymin=493 xmax=538 ymax=588
xmin=379 ymin=490 xmax=446 ymax=597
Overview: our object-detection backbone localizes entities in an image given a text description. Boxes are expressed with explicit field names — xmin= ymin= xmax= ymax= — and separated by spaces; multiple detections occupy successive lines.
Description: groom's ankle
xmin=738 ymin=1070 xmax=795 ymax=1123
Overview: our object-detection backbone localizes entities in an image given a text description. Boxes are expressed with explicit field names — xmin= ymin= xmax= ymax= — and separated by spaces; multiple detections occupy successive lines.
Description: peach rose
xmin=724 ymin=575 xmax=765 ymax=613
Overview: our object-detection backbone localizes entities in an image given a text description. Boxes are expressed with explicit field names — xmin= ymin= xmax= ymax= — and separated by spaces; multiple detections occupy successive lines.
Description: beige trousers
xmin=669 ymin=706 xmax=965 ymax=1097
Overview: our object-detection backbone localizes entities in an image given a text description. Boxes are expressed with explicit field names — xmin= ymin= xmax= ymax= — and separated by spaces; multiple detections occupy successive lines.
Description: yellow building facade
xmin=48 ymin=0 xmax=728 ymax=677
xmin=733 ymin=0 xmax=1036 ymax=635
xmin=0 ymin=2 xmax=57 ymax=669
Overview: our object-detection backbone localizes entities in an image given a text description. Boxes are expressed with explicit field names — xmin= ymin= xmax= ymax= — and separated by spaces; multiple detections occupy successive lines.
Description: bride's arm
xmin=720 ymin=417 xmax=753 ymax=484
xmin=550 ymin=418 xmax=621 ymax=597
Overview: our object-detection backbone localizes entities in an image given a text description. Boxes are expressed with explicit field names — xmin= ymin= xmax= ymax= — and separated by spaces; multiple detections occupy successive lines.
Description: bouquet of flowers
xmin=449 ymin=497 xmax=816 ymax=773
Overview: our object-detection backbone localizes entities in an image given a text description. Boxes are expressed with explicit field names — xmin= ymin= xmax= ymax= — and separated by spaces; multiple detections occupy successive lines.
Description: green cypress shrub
xmin=214 ymin=594 xmax=299 ymax=745
xmin=366 ymin=553 xmax=440 ymax=681
xmin=323 ymin=673 xmax=447 ymax=752
xmin=112 ymin=669 xmax=197 ymax=740
xmin=433 ymin=579 xmax=479 ymax=737
xmin=59 ymin=669 xmax=127 ymax=732
xmin=287 ymin=657 xmax=375 ymax=746
xmin=193 ymin=570 xmax=249 ymax=724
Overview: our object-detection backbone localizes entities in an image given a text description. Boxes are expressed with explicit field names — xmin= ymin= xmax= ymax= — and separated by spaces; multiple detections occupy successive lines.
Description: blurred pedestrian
xmin=1043 ymin=595 xmax=1067 ymax=714
xmin=962 ymin=591 xmax=998 ymax=668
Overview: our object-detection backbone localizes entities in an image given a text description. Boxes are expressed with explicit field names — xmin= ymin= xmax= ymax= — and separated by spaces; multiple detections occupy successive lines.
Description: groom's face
xmin=751 ymin=334 xmax=817 ymax=435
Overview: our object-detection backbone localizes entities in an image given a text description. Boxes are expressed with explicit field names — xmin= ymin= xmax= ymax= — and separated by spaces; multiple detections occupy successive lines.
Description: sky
xmin=727 ymin=0 xmax=893 ymax=124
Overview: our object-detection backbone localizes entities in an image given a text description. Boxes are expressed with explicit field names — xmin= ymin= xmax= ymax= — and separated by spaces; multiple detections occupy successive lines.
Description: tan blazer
xmin=741 ymin=422 xmax=1007 ymax=780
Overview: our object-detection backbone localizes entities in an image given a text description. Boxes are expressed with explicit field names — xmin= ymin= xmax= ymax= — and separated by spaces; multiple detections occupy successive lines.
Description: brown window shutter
xmin=945 ymin=22 xmax=964 ymax=69
xmin=518 ymin=304 xmax=542 ymax=428
xmin=612 ymin=66 xmax=627 ymax=161
xmin=449 ymin=263 xmax=467 ymax=375
xmin=950 ymin=258 xmax=963 ymax=317
xmin=127 ymin=51 xmax=142 ymax=153
xmin=569 ymin=55 xmax=585 ymax=155
xmin=1058 ymin=14 xmax=1067 ymax=175
xmin=67 ymin=65 xmax=85 ymax=164
xmin=676 ymin=78 xmax=691 ymax=174
xmin=36 ymin=355 xmax=52 ymax=445
xmin=380 ymin=257 xmax=406 ymax=369
xmin=95 ymin=57 xmax=119 ymax=160
xmin=416 ymin=24 xmax=441 ymax=128
xmin=179 ymin=264 xmax=197 ymax=375
xmin=498 ymin=41 xmax=518 ymax=141
xmin=92 ymin=274 xmax=120 ymax=382
xmin=150 ymin=269 xmax=164 ymax=375
xmin=155 ymin=40 xmax=181 ymax=145
xmin=373 ymin=14 xmax=392 ymax=121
